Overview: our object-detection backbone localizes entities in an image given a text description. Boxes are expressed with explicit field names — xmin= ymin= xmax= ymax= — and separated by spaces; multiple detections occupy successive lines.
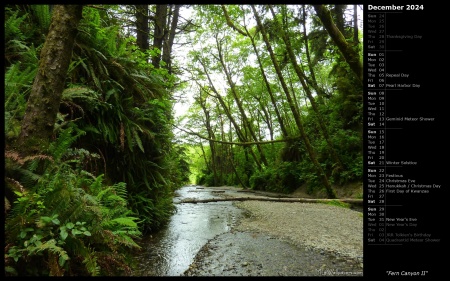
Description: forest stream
xmin=132 ymin=185 xmax=363 ymax=277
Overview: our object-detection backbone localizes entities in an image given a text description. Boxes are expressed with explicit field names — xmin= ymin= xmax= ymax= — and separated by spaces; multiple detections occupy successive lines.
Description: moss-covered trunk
xmin=17 ymin=5 xmax=83 ymax=155
xmin=313 ymin=4 xmax=363 ymax=84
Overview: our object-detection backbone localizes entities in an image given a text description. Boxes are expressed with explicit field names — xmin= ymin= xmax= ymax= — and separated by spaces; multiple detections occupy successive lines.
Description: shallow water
xmin=133 ymin=185 xmax=244 ymax=276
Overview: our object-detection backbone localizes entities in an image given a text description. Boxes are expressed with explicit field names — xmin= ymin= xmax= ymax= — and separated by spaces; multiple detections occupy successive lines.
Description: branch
xmin=221 ymin=5 xmax=248 ymax=37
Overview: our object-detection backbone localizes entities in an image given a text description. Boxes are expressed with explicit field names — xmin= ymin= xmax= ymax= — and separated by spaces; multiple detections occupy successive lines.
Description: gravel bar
xmin=232 ymin=200 xmax=363 ymax=263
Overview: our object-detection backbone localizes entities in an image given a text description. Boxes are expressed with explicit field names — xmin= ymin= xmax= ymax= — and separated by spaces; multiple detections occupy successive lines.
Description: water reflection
xmin=134 ymin=185 xmax=243 ymax=276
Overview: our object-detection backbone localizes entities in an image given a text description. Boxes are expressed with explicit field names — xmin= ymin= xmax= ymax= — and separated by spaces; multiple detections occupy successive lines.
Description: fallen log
xmin=177 ymin=197 xmax=363 ymax=205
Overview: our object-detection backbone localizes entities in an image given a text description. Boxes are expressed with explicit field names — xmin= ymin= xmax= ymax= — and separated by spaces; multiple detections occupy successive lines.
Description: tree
xmin=173 ymin=4 xmax=362 ymax=194
xmin=17 ymin=5 xmax=84 ymax=155
xmin=162 ymin=5 xmax=181 ymax=74
xmin=267 ymin=5 xmax=344 ymax=171
xmin=151 ymin=4 xmax=167 ymax=68
xmin=313 ymin=4 xmax=363 ymax=84
xmin=252 ymin=5 xmax=336 ymax=198
xmin=135 ymin=5 xmax=149 ymax=51
xmin=221 ymin=5 xmax=290 ymax=139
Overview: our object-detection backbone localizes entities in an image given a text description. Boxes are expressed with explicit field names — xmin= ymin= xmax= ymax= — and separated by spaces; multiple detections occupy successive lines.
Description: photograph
xmin=4 ymin=2 xmax=442 ymax=278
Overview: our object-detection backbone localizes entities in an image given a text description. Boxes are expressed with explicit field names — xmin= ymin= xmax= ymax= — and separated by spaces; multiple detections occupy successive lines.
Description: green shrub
xmin=5 ymin=128 xmax=142 ymax=276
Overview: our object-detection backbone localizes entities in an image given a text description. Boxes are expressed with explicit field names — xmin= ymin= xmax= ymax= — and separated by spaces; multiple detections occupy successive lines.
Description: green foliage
xmin=4 ymin=63 xmax=37 ymax=140
xmin=168 ymin=144 xmax=191 ymax=185
xmin=30 ymin=5 xmax=51 ymax=33
xmin=5 ymin=128 xmax=142 ymax=276
xmin=4 ymin=3 xmax=186 ymax=276
xmin=53 ymin=6 xmax=183 ymax=232
xmin=5 ymin=7 xmax=30 ymax=43
xmin=4 ymin=7 xmax=41 ymax=140
xmin=5 ymin=6 xmax=46 ymax=67
xmin=249 ymin=161 xmax=304 ymax=193
xmin=5 ymin=3 xmax=365 ymax=274
xmin=197 ymin=171 xmax=215 ymax=187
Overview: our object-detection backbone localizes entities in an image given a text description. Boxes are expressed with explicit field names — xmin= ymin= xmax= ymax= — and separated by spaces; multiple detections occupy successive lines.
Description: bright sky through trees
xmin=172 ymin=4 xmax=363 ymax=140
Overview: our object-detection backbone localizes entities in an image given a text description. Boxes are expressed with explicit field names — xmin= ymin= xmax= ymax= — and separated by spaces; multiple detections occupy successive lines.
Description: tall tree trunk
xmin=353 ymin=5 xmax=360 ymax=46
xmin=198 ymin=93 xmax=219 ymax=186
xmin=151 ymin=4 xmax=167 ymax=68
xmin=227 ymin=121 xmax=247 ymax=188
xmin=162 ymin=5 xmax=180 ymax=74
xmin=17 ymin=5 xmax=83 ymax=156
xmin=333 ymin=5 xmax=347 ymax=36
xmin=252 ymin=5 xmax=336 ymax=199
xmin=135 ymin=5 xmax=149 ymax=51
xmin=313 ymin=4 xmax=363 ymax=84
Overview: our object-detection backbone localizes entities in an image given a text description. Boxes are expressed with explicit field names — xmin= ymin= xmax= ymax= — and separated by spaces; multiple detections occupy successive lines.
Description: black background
xmin=363 ymin=1 xmax=445 ymax=279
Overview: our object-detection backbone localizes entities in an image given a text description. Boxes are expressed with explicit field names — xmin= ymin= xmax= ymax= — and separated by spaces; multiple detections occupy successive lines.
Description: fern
xmin=62 ymin=86 xmax=99 ymax=102
xmin=95 ymin=186 xmax=116 ymax=201
xmin=32 ymin=239 xmax=70 ymax=264
xmin=78 ymin=245 xmax=100 ymax=276
xmin=103 ymin=217 xmax=139 ymax=228
xmin=112 ymin=182 xmax=128 ymax=198
xmin=5 ymin=63 xmax=37 ymax=138
xmin=48 ymin=126 xmax=85 ymax=161
xmin=88 ymin=173 xmax=105 ymax=195
xmin=31 ymin=5 xmax=51 ymax=33
xmin=6 ymin=127 xmax=142 ymax=276
xmin=4 ymin=8 xmax=28 ymax=41
xmin=108 ymin=231 xmax=141 ymax=249
xmin=132 ymin=128 xmax=145 ymax=153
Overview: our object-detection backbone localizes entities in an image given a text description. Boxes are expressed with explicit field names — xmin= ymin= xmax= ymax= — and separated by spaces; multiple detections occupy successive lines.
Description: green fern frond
xmin=82 ymin=246 xmax=100 ymax=276
xmin=103 ymin=217 xmax=139 ymax=229
xmin=67 ymin=57 xmax=85 ymax=74
xmin=87 ymin=61 xmax=102 ymax=90
xmin=31 ymin=5 xmax=51 ymax=32
xmin=87 ymin=48 xmax=108 ymax=78
xmin=80 ymin=124 xmax=101 ymax=135
xmin=48 ymin=127 xmax=84 ymax=161
xmin=4 ymin=8 xmax=28 ymax=41
xmin=31 ymin=239 xmax=70 ymax=263
xmin=91 ymin=48 xmax=108 ymax=63
xmin=102 ymin=25 xmax=120 ymax=55
xmin=62 ymin=87 xmax=99 ymax=101
xmin=132 ymin=129 xmax=145 ymax=153
xmin=98 ymin=121 xmax=117 ymax=144
xmin=89 ymin=174 xmax=105 ymax=195
xmin=108 ymin=232 xmax=141 ymax=249
xmin=16 ymin=167 xmax=42 ymax=189
xmin=130 ymin=73 xmax=156 ymax=84
xmin=111 ymin=182 xmax=128 ymax=198
xmin=5 ymin=64 xmax=37 ymax=116
xmin=96 ymin=187 xmax=122 ymax=203
xmin=109 ymin=59 xmax=128 ymax=75
xmin=5 ymin=39 xmax=30 ymax=53
xmin=78 ymin=56 xmax=91 ymax=76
